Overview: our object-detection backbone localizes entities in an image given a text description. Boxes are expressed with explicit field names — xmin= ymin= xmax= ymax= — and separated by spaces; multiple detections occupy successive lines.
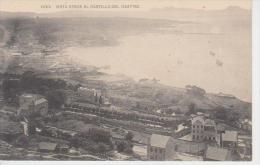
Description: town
xmin=0 ymin=4 xmax=252 ymax=161
xmin=0 ymin=70 xmax=252 ymax=160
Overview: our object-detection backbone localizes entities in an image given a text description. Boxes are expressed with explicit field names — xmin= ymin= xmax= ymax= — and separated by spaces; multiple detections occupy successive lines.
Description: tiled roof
xmin=150 ymin=134 xmax=171 ymax=148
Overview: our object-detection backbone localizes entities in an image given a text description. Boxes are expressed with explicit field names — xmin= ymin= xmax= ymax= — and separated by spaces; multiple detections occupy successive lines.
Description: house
xmin=173 ymin=137 xmax=206 ymax=155
xmin=133 ymin=145 xmax=147 ymax=160
xmin=18 ymin=94 xmax=48 ymax=116
xmin=38 ymin=142 xmax=58 ymax=152
xmin=204 ymin=119 xmax=217 ymax=141
xmin=19 ymin=94 xmax=38 ymax=110
xmin=132 ymin=134 xmax=149 ymax=145
xmin=191 ymin=116 xmax=205 ymax=141
xmin=78 ymin=87 xmax=100 ymax=103
xmin=191 ymin=115 xmax=217 ymax=142
xmin=34 ymin=98 xmax=48 ymax=116
xmin=111 ymin=132 xmax=125 ymax=145
xmin=239 ymin=119 xmax=252 ymax=132
xmin=147 ymin=134 xmax=175 ymax=160
xmin=221 ymin=131 xmax=238 ymax=148
xmin=77 ymin=87 xmax=110 ymax=106
xmin=205 ymin=145 xmax=232 ymax=161
xmin=56 ymin=144 xmax=70 ymax=153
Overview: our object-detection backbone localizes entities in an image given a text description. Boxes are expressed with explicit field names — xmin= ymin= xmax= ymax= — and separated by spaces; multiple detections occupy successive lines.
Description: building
xmin=56 ymin=144 xmax=70 ymax=153
xmin=19 ymin=94 xmax=38 ymax=110
xmin=34 ymin=98 xmax=48 ymax=116
xmin=238 ymin=119 xmax=252 ymax=132
xmin=204 ymin=145 xmax=232 ymax=161
xmin=77 ymin=87 xmax=110 ymax=106
xmin=38 ymin=142 xmax=58 ymax=152
xmin=191 ymin=116 xmax=205 ymax=141
xmin=147 ymin=134 xmax=175 ymax=160
xmin=191 ymin=116 xmax=217 ymax=142
xmin=221 ymin=131 xmax=238 ymax=148
xmin=78 ymin=87 xmax=100 ymax=103
xmin=173 ymin=137 xmax=206 ymax=155
xmin=204 ymin=119 xmax=217 ymax=141
xmin=18 ymin=94 xmax=48 ymax=116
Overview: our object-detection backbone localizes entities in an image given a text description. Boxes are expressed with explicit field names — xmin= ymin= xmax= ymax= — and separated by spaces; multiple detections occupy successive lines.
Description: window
xmin=213 ymin=137 xmax=215 ymax=140
xmin=193 ymin=135 xmax=195 ymax=139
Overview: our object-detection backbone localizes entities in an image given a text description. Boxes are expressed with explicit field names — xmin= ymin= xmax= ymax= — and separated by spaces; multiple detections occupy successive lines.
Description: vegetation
xmin=125 ymin=132 xmax=134 ymax=141
xmin=2 ymin=71 xmax=67 ymax=108
xmin=116 ymin=141 xmax=133 ymax=153
xmin=15 ymin=135 xmax=29 ymax=147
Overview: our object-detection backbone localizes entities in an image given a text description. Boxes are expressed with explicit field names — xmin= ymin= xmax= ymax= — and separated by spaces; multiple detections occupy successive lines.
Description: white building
xmin=18 ymin=94 xmax=48 ymax=116
xmin=147 ymin=134 xmax=175 ymax=160
xmin=191 ymin=116 xmax=217 ymax=142
xmin=221 ymin=130 xmax=238 ymax=148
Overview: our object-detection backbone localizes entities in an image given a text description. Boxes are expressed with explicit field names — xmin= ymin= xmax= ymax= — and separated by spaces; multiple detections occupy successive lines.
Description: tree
xmin=15 ymin=135 xmax=29 ymax=147
xmin=89 ymin=128 xmax=111 ymax=144
xmin=70 ymin=135 xmax=81 ymax=148
xmin=96 ymin=143 xmax=107 ymax=153
xmin=116 ymin=141 xmax=133 ymax=153
xmin=116 ymin=141 xmax=127 ymax=152
xmin=46 ymin=90 xmax=66 ymax=109
xmin=99 ymin=96 xmax=103 ymax=105
xmin=186 ymin=103 xmax=196 ymax=115
xmin=214 ymin=107 xmax=228 ymax=120
xmin=125 ymin=132 xmax=134 ymax=141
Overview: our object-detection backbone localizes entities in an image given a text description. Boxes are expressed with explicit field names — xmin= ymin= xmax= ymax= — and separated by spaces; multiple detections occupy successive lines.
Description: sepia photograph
xmin=0 ymin=0 xmax=256 ymax=162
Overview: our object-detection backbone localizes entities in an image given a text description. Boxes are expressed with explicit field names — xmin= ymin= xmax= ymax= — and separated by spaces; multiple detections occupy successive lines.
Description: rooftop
xmin=38 ymin=142 xmax=57 ymax=151
xmin=206 ymin=146 xmax=232 ymax=161
xmin=150 ymin=134 xmax=171 ymax=148
xmin=178 ymin=133 xmax=193 ymax=142
xmin=191 ymin=116 xmax=205 ymax=125
xmin=20 ymin=93 xmax=38 ymax=98
xmin=205 ymin=119 xmax=215 ymax=126
xmin=175 ymin=123 xmax=189 ymax=133
xmin=222 ymin=131 xmax=238 ymax=142
xmin=34 ymin=98 xmax=48 ymax=105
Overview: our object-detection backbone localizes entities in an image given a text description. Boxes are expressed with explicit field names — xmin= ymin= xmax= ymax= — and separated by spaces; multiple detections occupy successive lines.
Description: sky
xmin=0 ymin=0 xmax=252 ymax=13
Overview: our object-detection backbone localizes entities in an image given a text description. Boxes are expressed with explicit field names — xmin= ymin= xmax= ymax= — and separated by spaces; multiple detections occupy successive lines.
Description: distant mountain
xmin=0 ymin=5 xmax=251 ymax=20
xmin=0 ymin=11 xmax=36 ymax=19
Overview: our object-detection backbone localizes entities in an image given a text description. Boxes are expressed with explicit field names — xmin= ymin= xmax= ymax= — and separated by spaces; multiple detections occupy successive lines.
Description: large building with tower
xmin=191 ymin=115 xmax=217 ymax=142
